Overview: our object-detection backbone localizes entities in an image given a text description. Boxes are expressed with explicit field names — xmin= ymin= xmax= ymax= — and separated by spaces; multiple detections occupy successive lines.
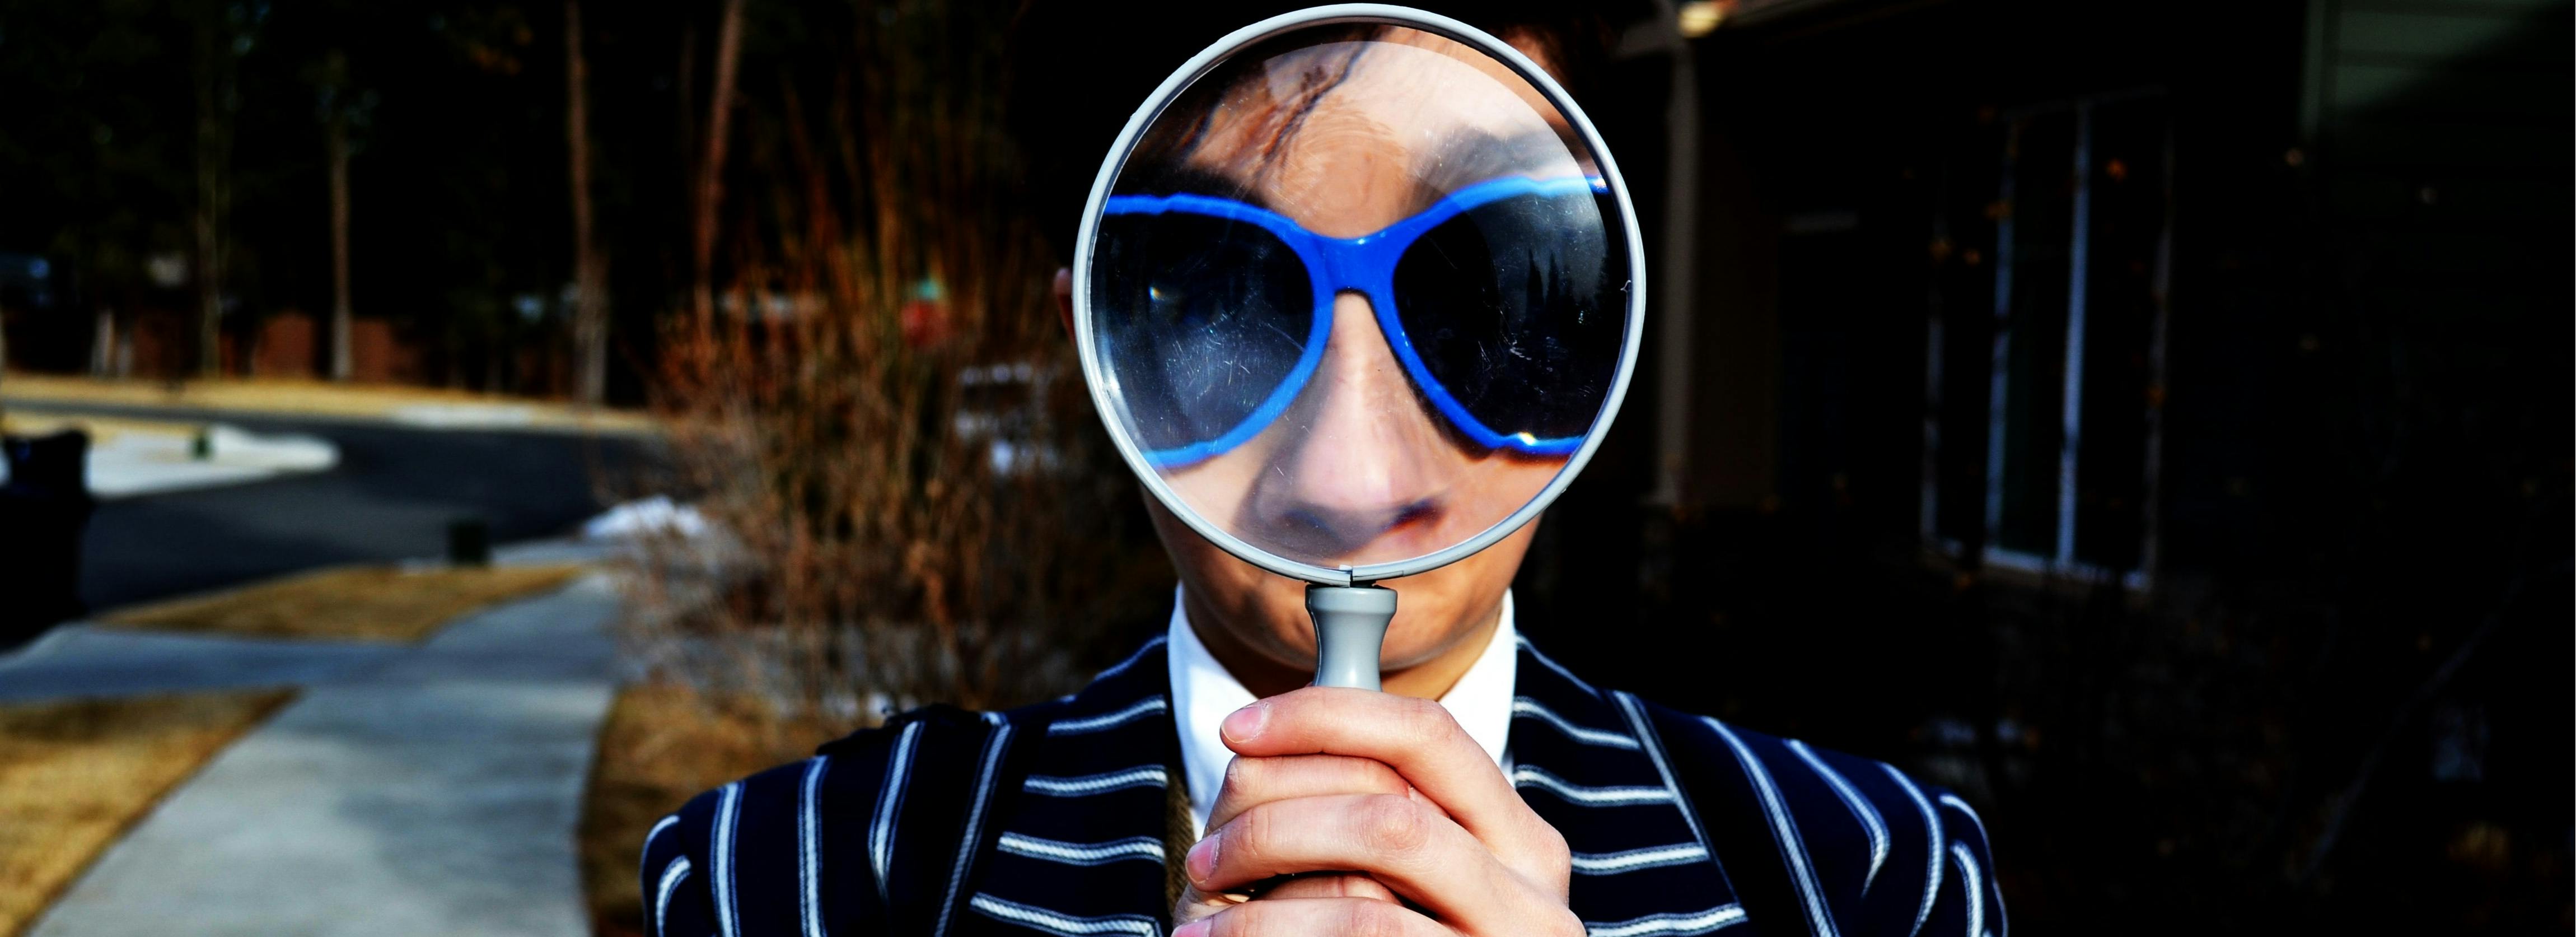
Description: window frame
xmin=1922 ymin=88 xmax=2173 ymax=591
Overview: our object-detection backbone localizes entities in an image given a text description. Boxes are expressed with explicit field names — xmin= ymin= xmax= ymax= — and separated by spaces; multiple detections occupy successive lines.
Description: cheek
xmin=1161 ymin=445 xmax=1265 ymax=526
xmin=1377 ymin=520 xmax=1539 ymax=665
xmin=1466 ymin=458 xmax=1564 ymax=509
xmin=1419 ymin=456 xmax=1564 ymax=548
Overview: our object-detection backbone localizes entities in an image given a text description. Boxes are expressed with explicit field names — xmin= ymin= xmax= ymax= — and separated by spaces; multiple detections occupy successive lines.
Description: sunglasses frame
xmin=1073 ymin=3 xmax=1648 ymax=586
xmin=1102 ymin=174 xmax=1613 ymax=468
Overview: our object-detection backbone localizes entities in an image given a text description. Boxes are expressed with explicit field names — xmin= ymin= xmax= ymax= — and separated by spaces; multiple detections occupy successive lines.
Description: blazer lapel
xmin=1512 ymin=635 xmax=1758 ymax=935
xmin=953 ymin=637 xmax=1180 ymax=936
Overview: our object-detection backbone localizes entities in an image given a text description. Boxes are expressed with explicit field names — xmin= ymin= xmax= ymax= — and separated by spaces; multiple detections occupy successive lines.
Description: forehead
xmin=1175 ymin=30 xmax=1584 ymax=236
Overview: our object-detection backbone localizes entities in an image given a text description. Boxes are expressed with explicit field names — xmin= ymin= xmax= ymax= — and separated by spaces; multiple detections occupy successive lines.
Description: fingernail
xmin=1186 ymin=833 xmax=1220 ymax=882
xmin=1220 ymin=701 xmax=1268 ymax=743
xmin=1172 ymin=922 xmax=1211 ymax=937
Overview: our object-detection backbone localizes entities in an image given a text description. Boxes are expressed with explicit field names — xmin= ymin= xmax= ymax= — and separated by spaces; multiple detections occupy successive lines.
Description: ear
xmin=1051 ymin=267 xmax=1074 ymax=338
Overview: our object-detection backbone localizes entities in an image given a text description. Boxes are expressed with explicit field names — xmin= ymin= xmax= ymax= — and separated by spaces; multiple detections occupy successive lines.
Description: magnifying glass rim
xmin=1071 ymin=2 xmax=1649 ymax=588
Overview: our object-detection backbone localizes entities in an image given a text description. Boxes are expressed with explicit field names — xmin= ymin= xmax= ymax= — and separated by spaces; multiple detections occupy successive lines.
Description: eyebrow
xmin=1411 ymin=129 xmax=1585 ymax=203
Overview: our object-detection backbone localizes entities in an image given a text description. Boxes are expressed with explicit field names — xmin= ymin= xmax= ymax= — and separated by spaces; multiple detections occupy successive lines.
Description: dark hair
xmin=1005 ymin=1 xmax=1619 ymax=262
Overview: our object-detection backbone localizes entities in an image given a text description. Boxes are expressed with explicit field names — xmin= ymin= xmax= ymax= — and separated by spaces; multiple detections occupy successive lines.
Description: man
xmin=643 ymin=5 xmax=2004 ymax=936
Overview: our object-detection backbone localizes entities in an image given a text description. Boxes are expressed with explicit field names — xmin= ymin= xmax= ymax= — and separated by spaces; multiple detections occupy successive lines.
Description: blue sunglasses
xmin=1092 ymin=175 xmax=1628 ymax=468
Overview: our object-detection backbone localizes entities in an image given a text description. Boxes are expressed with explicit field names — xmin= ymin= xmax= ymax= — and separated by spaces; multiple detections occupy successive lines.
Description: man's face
xmin=1092 ymin=29 xmax=1607 ymax=676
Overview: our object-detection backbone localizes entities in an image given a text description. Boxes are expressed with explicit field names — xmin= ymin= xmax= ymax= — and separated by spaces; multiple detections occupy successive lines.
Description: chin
xmin=1377 ymin=584 xmax=1474 ymax=654
xmin=1240 ymin=586 xmax=1467 ymax=675
xmin=1149 ymin=493 xmax=1538 ymax=674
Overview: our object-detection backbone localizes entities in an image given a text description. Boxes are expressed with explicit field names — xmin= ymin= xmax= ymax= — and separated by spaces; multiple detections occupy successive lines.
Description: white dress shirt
xmin=1166 ymin=586 xmax=1518 ymax=837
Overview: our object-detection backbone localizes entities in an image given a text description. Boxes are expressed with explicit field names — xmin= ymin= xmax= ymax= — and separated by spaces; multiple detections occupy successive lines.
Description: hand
xmin=1171 ymin=687 xmax=1582 ymax=936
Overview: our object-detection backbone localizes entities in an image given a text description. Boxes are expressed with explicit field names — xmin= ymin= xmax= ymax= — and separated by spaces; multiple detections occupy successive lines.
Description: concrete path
xmin=0 ymin=626 xmax=405 ymax=702
xmin=24 ymin=573 xmax=620 ymax=937
xmin=0 ymin=540 xmax=610 ymax=703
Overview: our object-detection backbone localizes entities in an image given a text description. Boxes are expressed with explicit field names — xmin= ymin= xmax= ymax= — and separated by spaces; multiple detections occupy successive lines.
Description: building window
xmin=1924 ymin=91 xmax=2172 ymax=589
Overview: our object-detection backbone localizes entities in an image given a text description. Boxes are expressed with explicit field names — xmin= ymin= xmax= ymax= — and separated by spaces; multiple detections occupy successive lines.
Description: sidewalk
xmin=1 ymin=375 xmax=657 ymax=436
xmin=15 ymin=571 xmax=622 ymax=937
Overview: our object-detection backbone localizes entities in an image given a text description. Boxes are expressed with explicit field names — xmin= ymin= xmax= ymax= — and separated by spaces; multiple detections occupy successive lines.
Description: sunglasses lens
xmin=1091 ymin=212 xmax=1316 ymax=456
xmin=1390 ymin=191 xmax=1629 ymax=445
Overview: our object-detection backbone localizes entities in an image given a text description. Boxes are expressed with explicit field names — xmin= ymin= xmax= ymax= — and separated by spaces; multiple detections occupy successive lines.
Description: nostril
xmin=1386 ymin=501 xmax=1442 ymax=533
xmin=1263 ymin=497 xmax=1443 ymax=560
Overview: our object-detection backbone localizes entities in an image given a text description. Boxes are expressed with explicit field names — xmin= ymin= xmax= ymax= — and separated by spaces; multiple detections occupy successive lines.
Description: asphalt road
xmin=10 ymin=401 xmax=661 ymax=613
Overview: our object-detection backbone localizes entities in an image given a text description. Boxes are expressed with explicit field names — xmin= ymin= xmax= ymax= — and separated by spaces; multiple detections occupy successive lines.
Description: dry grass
xmin=0 ymin=689 xmax=296 ymax=937
xmin=0 ymin=374 xmax=656 ymax=435
xmin=629 ymin=0 xmax=1154 ymax=720
xmin=101 ymin=564 xmax=587 ymax=642
xmin=578 ymin=683 xmax=859 ymax=937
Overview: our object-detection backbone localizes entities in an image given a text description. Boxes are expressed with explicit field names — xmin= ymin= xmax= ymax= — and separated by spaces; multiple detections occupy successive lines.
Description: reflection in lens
xmin=1092 ymin=213 xmax=1315 ymax=458
xmin=1391 ymin=192 xmax=1628 ymax=443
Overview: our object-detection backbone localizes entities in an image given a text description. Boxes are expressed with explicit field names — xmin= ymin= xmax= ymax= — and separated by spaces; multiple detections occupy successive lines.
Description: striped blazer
xmin=641 ymin=635 xmax=2005 ymax=937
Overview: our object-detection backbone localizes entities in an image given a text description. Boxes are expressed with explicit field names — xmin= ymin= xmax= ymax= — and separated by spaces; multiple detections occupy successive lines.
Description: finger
xmin=1207 ymin=753 xmax=1410 ymax=833
xmin=1221 ymin=688 xmax=1560 ymax=873
xmin=1258 ymin=873 xmax=1399 ymax=902
xmin=1170 ymin=871 xmax=1396 ymax=924
xmin=1170 ymin=884 xmax=1242 ymax=927
xmin=1175 ymin=898 xmax=1450 ymax=937
xmin=1188 ymin=793 xmax=1541 ymax=933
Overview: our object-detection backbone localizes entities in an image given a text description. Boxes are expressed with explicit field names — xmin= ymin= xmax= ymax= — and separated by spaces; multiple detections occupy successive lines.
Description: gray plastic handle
xmin=1307 ymin=583 xmax=1397 ymax=691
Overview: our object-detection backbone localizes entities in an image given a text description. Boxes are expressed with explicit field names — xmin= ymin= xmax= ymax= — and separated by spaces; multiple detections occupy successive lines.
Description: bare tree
xmin=190 ymin=1 xmax=261 ymax=379
xmin=565 ymin=0 xmax=607 ymax=403
xmin=193 ymin=11 xmax=230 ymax=378
xmin=325 ymin=49 xmax=354 ymax=381
xmin=689 ymin=0 xmax=745 ymax=324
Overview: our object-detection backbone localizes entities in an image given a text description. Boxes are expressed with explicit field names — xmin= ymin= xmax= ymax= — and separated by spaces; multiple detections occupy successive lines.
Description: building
xmin=1517 ymin=0 xmax=2570 ymax=930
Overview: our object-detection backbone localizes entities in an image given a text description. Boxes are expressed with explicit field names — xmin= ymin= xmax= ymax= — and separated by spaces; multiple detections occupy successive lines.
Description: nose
xmin=1245 ymin=291 xmax=1454 ymax=560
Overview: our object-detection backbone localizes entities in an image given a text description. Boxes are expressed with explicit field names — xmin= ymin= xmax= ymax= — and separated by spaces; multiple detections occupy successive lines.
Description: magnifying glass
xmin=1072 ymin=4 xmax=1645 ymax=691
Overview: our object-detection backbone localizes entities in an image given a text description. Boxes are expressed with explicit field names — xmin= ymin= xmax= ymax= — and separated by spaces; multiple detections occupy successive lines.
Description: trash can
xmin=0 ymin=428 xmax=94 ymax=647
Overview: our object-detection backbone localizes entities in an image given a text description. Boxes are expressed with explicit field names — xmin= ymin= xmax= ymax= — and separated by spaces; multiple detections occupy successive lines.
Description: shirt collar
xmin=1165 ymin=585 xmax=1518 ymax=837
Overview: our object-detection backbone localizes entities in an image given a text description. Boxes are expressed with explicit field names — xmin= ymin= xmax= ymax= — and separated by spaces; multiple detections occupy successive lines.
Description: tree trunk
xmin=690 ymin=0 xmax=746 ymax=324
xmin=565 ymin=0 xmax=607 ymax=404
xmin=193 ymin=12 xmax=228 ymax=379
xmin=328 ymin=56 xmax=354 ymax=382
xmin=90 ymin=307 xmax=114 ymax=377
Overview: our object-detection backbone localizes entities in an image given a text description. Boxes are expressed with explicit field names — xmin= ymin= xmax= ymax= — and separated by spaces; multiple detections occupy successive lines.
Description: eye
xmin=1387 ymin=190 xmax=1625 ymax=441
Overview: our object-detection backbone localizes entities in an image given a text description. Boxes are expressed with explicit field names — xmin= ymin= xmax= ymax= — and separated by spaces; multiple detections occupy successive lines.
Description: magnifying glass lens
xmin=1093 ymin=214 xmax=1316 ymax=454
xmin=1078 ymin=18 xmax=1643 ymax=580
